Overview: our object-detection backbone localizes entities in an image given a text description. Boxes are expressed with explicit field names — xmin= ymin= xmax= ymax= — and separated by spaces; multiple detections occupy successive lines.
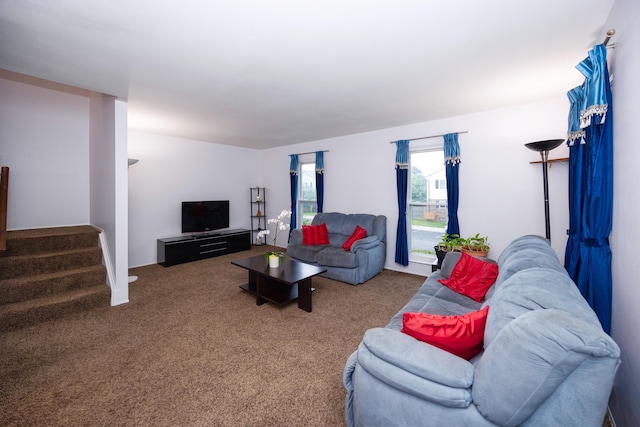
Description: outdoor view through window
xmin=299 ymin=162 xmax=317 ymax=226
xmin=410 ymin=150 xmax=447 ymax=260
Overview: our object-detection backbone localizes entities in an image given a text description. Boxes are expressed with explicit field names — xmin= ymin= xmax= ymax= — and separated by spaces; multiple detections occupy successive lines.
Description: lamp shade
xmin=525 ymin=139 xmax=564 ymax=153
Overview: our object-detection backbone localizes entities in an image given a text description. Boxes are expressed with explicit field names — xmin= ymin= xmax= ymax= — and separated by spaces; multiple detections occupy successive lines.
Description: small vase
xmin=265 ymin=251 xmax=284 ymax=268
xmin=268 ymin=254 xmax=280 ymax=268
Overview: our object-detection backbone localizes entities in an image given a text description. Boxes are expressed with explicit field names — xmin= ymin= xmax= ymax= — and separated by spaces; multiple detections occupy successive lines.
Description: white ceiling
xmin=0 ymin=0 xmax=615 ymax=149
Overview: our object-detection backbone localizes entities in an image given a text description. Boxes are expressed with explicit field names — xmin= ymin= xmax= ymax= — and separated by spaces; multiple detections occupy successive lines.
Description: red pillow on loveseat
xmin=342 ymin=225 xmax=367 ymax=251
xmin=438 ymin=252 xmax=498 ymax=302
xmin=302 ymin=223 xmax=330 ymax=245
xmin=401 ymin=306 xmax=490 ymax=360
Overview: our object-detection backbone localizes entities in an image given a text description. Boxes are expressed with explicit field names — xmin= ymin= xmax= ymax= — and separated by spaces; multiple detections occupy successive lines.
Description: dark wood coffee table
xmin=232 ymin=254 xmax=326 ymax=312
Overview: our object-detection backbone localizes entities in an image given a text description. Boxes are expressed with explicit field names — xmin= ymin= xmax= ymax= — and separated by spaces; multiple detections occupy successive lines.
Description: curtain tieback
xmin=568 ymin=233 xmax=609 ymax=247
xmin=583 ymin=236 xmax=609 ymax=247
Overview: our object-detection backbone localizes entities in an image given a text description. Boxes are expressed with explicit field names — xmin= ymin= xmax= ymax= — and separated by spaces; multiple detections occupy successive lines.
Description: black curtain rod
xmin=289 ymin=149 xmax=329 ymax=156
xmin=389 ymin=131 xmax=469 ymax=144
xmin=603 ymin=29 xmax=616 ymax=46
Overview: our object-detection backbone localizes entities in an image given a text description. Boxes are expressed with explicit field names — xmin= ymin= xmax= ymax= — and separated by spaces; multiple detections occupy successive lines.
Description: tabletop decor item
xmin=257 ymin=209 xmax=291 ymax=268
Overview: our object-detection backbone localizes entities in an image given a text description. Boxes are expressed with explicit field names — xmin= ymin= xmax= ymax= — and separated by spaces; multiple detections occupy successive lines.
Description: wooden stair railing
xmin=0 ymin=166 xmax=8 ymax=251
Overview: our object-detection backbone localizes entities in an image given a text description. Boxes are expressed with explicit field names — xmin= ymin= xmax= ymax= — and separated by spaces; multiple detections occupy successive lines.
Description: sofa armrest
xmin=356 ymin=328 xmax=474 ymax=407
xmin=289 ymin=228 xmax=303 ymax=246
xmin=350 ymin=235 xmax=380 ymax=251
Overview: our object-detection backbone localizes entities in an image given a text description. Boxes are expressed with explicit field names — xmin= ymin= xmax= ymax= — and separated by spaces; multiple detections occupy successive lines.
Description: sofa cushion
xmin=286 ymin=243 xmax=327 ymax=263
xmin=440 ymin=251 xmax=463 ymax=279
xmin=302 ymin=223 xmax=330 ymax=245
xmin=342 ymin=225 xmax=367 ymax=251
xmin=438 ymin=252 xmax=498 ymax=302
xmin=315 ymin=246 xmax=359 ymax=268
xmin=401 ymin=306 xmax=489 ymax=360
xmin=386 ymin=277 xmax=482 ymax=330
xmin=418 ymin=286 xmax=483 ymax=316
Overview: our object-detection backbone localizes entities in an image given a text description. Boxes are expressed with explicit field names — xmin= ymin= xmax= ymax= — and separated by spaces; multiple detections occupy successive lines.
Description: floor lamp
xmin=525 ymin=139 xmax=564 ymax=241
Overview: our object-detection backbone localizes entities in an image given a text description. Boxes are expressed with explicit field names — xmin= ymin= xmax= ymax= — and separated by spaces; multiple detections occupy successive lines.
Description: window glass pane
xmin=409 ymin=150 xmax=447 ymax=260
xmin=299 ymin=162 xmax=317 ymax=226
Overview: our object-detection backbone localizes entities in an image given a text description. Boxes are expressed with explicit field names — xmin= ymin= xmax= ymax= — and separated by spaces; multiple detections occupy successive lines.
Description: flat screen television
xmin=181 ymin=200 xmax=229 ymax=233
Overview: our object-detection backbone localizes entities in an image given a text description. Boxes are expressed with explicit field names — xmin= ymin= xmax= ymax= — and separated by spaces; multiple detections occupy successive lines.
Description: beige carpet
xmin=0 ymin=247 xmax=424 ymax=426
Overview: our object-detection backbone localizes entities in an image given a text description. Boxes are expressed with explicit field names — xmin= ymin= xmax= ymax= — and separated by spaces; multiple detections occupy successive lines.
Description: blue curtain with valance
xmin=564 ymin=44 xmax=613 ymax=333
xmin=564 ymin=86 xmax=586 ymax=281
xmin=315 ymin=151 xmax=324 ymax=213
xmin=289 ymin=155 xmax=299 ymax=239
xmin=395 ymin=140 xmax=409 ymax=266
xmin=444 ymin=133 xmax=461 ymax=237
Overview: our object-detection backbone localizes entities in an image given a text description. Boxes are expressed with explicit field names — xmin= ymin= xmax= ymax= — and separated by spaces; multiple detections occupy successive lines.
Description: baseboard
xmin=97 ymin=230 xmax=117 ymax=303
xmin=607 ymin=406 xmax=617 ymax=427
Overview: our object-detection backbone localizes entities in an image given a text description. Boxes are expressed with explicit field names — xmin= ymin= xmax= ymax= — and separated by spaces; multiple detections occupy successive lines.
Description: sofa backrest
xmin=483 ymin=268 xmax=600 ymax=347
xmin=485 ymin=235 xmax=602 ymax=345
xmin=473 ymin=308 xmax=620 ymax=426
xmin=471 ymin=235 xmax=621 ymax=426
xmin=496 ymin=234 xmax=552 ymax=266
xmin=312 ymin=212 xmax=386 ymax=244
xmin=484 ymin=235 xmax=566 ymax=300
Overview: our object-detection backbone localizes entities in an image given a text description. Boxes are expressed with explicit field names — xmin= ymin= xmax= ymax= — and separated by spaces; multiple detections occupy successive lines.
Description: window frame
xmin=408 ymin=141 xmax=447 ymax=265
xmin=297 ymin=157 xmax=317 ymax=228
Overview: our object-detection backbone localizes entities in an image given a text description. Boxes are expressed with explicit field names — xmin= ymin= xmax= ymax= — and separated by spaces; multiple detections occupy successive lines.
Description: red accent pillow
xmin=342 ymin=225 xmax=367 ymax=251
xmin=438 ymin=252 xmax=499 ymax=302
xmin=302 ymin=223 xmax=330 ymax=245
xmin=401 ymin=306 xmax=490 ymax=360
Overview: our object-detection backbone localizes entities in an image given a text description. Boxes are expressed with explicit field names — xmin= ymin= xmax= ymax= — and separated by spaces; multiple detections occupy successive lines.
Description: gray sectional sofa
xmin=287 ymin=212 xmax=386 ymax=285
xmin=344 ymin=235 xmax=620 ymax=427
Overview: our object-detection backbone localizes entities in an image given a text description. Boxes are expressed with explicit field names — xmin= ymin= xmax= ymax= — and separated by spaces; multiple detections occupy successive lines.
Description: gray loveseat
xmin=287 ymin=212 xmax=386 ymax=285
xmin=344 ymin=235 xmax=620 ymax=426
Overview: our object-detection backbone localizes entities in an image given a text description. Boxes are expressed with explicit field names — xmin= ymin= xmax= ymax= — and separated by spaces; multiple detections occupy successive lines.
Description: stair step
xmin=1 ymin=225 xmax=100 ymax=257
xmin=0 ymin=285 xmax=110 ymax=332
xmin=0 ymin=247 xmax=103 ymax=280
xmin=0 ymin=264 xmax=107 ymax=305
xmin=0 ymin=225 xmax=110 ymax=331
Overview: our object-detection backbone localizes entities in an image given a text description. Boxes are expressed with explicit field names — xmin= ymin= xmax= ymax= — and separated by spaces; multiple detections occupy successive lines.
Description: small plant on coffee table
xmin=256 ymin=209 xmax=291 ymax=262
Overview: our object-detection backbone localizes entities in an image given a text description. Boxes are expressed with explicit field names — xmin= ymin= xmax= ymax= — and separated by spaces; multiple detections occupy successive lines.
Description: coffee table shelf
xmin=239 ymin=281 xmax=304 ymax=307
xmin=232 ymin=255 xmax=326 ymax=312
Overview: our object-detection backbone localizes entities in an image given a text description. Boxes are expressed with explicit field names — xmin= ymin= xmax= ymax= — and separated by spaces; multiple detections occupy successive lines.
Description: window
xmin=409 ymin=149 xmax=447 ymax=262
xmin=298 ymin=161 xmax=317 ymax=226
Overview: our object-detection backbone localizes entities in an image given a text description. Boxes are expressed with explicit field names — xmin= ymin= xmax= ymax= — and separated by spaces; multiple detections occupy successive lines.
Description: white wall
xmin=0 ymin=73 xmax=90 ymax=230
xmin=127 ymin=131 xmax=262 ymax=268
xmin=603 ymin=0 xmax=640 ymax=425
xmin=89 ymin=95 xmax=129 ymax=306
xmin=262 ymin=98 xmax=569 ymax=276
xmin=0 ymin=72 xmax=130 ymax=306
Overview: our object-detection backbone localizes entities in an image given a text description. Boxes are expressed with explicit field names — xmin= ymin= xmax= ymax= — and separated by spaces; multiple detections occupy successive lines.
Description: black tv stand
xmin=157 ymin=228 xmax=251 ymax=267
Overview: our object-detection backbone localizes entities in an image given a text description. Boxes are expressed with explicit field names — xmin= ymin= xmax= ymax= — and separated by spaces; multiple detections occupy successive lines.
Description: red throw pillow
xmin=302 ymin=223 xmax=330 ymax=245
xmin=342 ymin=225 xmax=367 ymax=251
xmin=438 ymin=252 xmax=499 ymax=302
xmin=401 ymin=306 xmax=490 ymax=360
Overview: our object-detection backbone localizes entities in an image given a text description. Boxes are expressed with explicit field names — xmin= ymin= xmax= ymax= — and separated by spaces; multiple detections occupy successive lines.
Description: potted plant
xmin=256 ymin=209 xmax=291 ymax=268
xmin=460 ymin=233 xmax=490 ymax=258
xmin=434 ymin=233 xmax=463 ymax=268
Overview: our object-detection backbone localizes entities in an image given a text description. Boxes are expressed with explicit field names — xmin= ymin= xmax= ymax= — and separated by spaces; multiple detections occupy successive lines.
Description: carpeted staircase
xmin=0 ymin=225 xmax=110 ymax=331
